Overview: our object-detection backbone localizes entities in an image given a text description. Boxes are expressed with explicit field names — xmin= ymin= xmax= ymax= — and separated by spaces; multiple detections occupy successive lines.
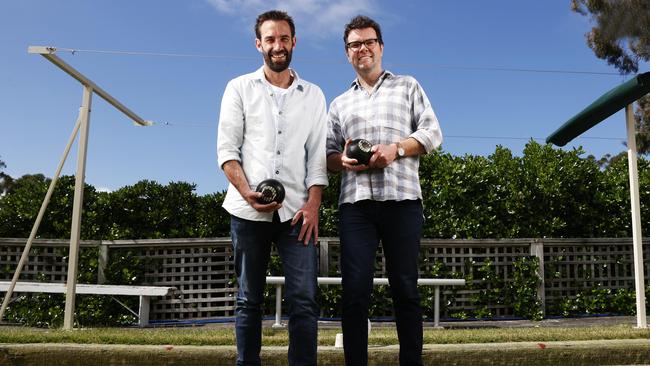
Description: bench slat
xmin=266 ymin=276 xmax=465 ymax=286
xmin=0 ymin=282 xmax=174 ymax=296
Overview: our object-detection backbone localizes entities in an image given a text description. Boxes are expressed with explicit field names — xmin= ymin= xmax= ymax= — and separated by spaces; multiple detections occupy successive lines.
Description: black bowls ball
xmin=346 ymin=138 xmax=373 ymax=165
xmin=256 ymin=179 xmax=285 ymax=204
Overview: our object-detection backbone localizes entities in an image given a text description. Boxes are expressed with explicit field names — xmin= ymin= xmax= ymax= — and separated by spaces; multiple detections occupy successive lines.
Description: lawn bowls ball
xmin=346 ymin=138 xmax=373 ymax=165
xmin=256 ymin=179 xmax=285 ymax=204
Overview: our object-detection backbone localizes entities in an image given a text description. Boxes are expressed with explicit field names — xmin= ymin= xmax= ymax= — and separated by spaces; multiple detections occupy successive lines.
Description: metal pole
xmin=10 ymin=45 xmax=151 ymax=328
xmin=626 ymin=103 xmax=647 ymax=328
xmin=434 ymin=286 xmax=440 ymax=328
xmin=272 ymin=284 xmax=283 ymax=328
xmin=27 ymin=46 xmax=151 ymax=126
xmin=0 ymin=118 xmax=81 ymax=322
xmin=63 ymin=85 xmax=93 ymax=330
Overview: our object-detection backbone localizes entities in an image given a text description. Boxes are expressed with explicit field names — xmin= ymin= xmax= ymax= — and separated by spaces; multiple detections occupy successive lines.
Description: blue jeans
xmin=231 ymin=214 xmax=319 ymax=366
xmin=339 ymin=200 xmax=424 ymax=366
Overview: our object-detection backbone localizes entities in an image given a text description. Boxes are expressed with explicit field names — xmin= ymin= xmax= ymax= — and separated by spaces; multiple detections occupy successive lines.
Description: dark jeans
xmin=340 ymin=200 xmax=424 ymax=366
xmin=231 ymin=214 xmax=319 ymax=366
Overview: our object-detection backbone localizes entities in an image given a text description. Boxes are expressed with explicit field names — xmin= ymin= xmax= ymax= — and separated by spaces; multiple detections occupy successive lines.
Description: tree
xmin=0 ymin=157 xmax=13 ymax=195
xmin=571 ymin=0 xmax=650 ymax=73
xmin=571 ymin=0 xmax=650 ymax=152
xmin=635 ymin=95 xmax=650 ymax=152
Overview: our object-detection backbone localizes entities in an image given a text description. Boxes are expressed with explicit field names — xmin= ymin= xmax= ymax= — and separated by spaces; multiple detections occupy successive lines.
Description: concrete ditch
xmin=1 ymin=339 xmax=650 ymax=366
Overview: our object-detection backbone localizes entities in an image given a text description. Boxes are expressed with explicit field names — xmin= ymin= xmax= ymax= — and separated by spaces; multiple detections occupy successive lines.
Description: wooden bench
xmin=266 ymin=276 xmax=465 ymax=328
xmin=0 ymin=281 xmax=175 ymax=327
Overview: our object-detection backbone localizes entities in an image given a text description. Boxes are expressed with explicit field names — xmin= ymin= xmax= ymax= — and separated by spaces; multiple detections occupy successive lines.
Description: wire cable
xmin=444 ymin=135 xmax=623 ymax=141
xmin=383 ymin=62 xmax=621 ymax=76
xmin=54 ymin=47 xmax=623 ymax=76
xmin=57 ymin=47 xmax=258 ymax=61
xmin=148 ymin=121 xmax=625 ymax=141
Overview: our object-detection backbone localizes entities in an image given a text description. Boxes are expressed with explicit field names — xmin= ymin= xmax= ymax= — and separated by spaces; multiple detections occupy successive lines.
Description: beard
xmin=263 ymin=48 xmax=292 ymax=72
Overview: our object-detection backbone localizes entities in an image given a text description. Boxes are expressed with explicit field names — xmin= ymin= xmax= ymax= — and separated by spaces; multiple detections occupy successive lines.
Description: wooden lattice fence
xmin=1 ymin=237 xmax=650 ymax=321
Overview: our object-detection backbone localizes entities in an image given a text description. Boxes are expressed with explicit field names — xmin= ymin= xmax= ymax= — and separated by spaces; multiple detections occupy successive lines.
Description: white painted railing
xmin=266 ymin=276 xmax=465 ymax=328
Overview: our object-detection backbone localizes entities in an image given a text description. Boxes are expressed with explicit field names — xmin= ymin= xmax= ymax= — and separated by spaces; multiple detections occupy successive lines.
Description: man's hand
xmin=341 ymin=139 xmax=370 ymax=172
xmin=222 ymin=160 xmax=281 ymax=213
xmin=242 ymin=189 xmax=282 ymax=213
xmin=291 ymin=186 xmax=323 ymax=245
xmin=368 ymin=143 xmax=398 ymax=169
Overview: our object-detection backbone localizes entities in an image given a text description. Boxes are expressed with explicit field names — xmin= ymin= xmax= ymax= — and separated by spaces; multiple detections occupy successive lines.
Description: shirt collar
xmin=254 ymin=66 xmax=304 ymax=92
xmin=350 ymin=70 xmax=394 ymax=90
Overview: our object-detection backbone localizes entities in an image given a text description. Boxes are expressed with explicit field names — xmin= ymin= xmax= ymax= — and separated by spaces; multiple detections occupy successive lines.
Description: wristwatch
xmin=395 ymin=141 xmax=405 ymax=159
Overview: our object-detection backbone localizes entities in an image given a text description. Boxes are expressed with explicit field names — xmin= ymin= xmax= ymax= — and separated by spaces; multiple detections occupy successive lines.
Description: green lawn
xmin=1 ymin=325 xmax=650 ymax=346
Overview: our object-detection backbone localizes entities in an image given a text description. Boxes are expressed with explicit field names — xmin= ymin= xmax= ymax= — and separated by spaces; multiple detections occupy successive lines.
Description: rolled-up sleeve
xmin=304 ymin=88 xmax=329 ymax=189
xmin=409 ymin=80 xmax=443 ymax=153
xmin=217 ymin=80 xmax=244 ymax=169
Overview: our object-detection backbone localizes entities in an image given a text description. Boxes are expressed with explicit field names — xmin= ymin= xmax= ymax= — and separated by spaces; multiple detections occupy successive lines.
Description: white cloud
xmin=207 ymin=0 xmax=267 ymax=14
xmin=205 ymin=0 xmax=378 ymax=40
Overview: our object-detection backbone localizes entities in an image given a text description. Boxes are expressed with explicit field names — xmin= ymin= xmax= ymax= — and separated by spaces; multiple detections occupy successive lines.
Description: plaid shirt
xmin=326 ymin=70 xmax=442 ymax=205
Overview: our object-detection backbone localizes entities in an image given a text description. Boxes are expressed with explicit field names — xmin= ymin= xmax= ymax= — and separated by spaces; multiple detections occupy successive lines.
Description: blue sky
xmin=1 ymin=1 xmax=648 ymax=195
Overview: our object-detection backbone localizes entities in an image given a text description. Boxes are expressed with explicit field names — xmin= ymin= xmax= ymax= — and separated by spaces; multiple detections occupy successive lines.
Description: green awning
xmin=547 ymin=72 xmax=650 ymax=146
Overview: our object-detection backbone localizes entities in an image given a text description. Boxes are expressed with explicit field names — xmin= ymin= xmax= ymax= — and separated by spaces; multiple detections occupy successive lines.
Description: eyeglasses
xmin=346 ymin=38 xmax=379 ymax=51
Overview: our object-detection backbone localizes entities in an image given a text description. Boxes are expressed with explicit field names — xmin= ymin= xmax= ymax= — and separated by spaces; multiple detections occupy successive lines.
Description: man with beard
xmin=217 ymin=10 xmax=328 ymax=366
xmin=326 ymin=15 xmax=442 ymax=366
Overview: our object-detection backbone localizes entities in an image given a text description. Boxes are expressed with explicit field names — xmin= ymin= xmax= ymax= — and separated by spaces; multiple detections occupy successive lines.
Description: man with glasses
xmin=217 ymin=9 xmax=328 ymax=366
xmin=326 ymin=15 xmax=442 ymax=366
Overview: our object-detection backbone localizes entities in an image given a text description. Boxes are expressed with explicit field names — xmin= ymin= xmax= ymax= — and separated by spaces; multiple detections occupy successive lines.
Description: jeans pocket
xmin=288 ymin=219 xmax=303 ymax=238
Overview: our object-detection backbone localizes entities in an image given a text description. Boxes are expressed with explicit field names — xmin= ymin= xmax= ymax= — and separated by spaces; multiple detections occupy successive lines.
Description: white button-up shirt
xmin=217 ymin=66 xmax=328 ymax=222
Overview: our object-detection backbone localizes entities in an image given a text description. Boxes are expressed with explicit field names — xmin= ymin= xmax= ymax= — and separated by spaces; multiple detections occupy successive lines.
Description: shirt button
xmin=278 ymin=111 xmax=282 ymax=115
xmin=278 ymin=131 xmax=282 ymax=134
xmin=277 ymin=151 xmax=281 ymax=155
xmin=275 ymin=170 xmax=280 ymax=174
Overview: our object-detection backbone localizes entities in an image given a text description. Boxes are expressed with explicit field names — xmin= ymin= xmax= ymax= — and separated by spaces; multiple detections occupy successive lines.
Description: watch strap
xmin=395 ymin=141 xmax=405 ymax=159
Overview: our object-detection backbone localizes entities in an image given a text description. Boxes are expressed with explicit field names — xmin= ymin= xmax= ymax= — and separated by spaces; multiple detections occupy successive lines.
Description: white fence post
xmin=98 ymin=242 xmax=109 ymax=285
xmin=530 ymin=239 xmax=546 ymax=316
xmin=319 ymin=238 xmax=329 ymax=276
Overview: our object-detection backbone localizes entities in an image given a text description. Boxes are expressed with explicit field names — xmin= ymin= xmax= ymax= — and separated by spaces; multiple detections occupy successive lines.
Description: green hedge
xmin=2 ymin=141 xmax=647 ymax=241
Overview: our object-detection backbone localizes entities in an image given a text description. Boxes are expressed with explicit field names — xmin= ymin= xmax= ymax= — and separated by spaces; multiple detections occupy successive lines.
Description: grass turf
xmin=1 ymin=325 xmax=650 ymax=346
